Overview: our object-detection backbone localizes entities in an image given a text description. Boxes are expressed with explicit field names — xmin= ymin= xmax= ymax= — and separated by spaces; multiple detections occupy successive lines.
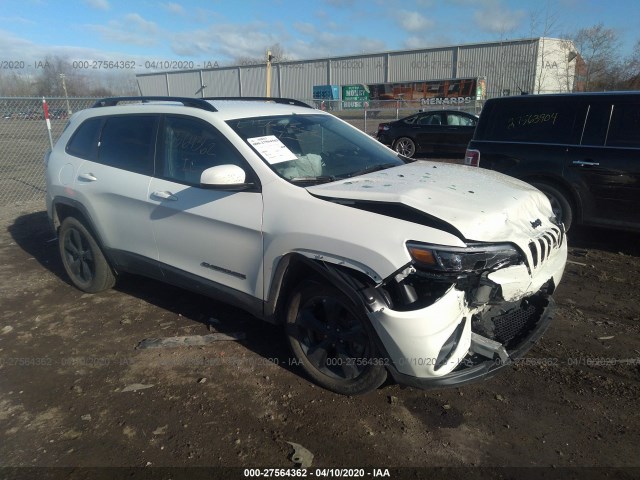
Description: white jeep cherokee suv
xmin=45 ymin=96 xmax=567 ymax=395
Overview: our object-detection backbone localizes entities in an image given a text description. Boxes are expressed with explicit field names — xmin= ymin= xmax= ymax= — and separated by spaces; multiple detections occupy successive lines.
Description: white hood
xmin=306 ymin=161 xmax=557 ymax=243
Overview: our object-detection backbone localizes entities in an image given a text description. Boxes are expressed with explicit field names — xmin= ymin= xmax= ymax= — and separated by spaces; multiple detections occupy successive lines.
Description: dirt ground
xmin=1 ymin=198 xmax=640 ymax=480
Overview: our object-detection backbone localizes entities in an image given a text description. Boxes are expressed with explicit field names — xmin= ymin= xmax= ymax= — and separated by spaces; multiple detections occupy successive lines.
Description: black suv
xmin=465 ymin=92 xmax=640 ymax=231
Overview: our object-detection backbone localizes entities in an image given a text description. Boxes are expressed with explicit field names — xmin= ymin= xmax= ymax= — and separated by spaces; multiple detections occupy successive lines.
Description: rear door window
xmin=607 ymin=103 xmax=640 ymax=148
xmin=417 ymin=113 xmax=443 ymax=126
xmin=98 ymin=115 xmax=158 ymax=175
xmin=581 ymin=103 xmax=611 ymax=146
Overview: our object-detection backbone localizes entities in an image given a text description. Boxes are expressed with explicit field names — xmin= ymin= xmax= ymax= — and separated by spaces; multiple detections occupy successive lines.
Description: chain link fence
xmin=0 ymin=97 xmax=97 ymax=206
xmin=0 ymin=96 xmax=479 ymax=206
xmin=311 ymin=99 xmax=482 ymax=135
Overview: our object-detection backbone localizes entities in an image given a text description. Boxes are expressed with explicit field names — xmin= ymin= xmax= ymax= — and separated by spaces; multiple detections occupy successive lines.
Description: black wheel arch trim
xmin=50 ymin=196 xmax=118 ymax=272
xmin=264 ymin=252 xmax=389 ymax=324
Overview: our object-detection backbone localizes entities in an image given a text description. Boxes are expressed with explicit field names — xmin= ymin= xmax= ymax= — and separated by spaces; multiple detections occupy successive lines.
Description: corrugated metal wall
xmin=165 ymin=71 xmax=202 ymax=96
xmin=457 ymin=40 xmax=538 ymax=96
xmin=277 ymin=61 xmax=329 ymax=98
xmin=202 ymin=69 xmax=241 ymax=97
xmin=137 ymin=38 xmax=575 ymax=100
xmin=388 ymin=48 xmax=455 ymax=81
xmin=329 ymin=54 xmax=387 ymax=85
xmin=137 ymin=74 xmax=170 ymax=96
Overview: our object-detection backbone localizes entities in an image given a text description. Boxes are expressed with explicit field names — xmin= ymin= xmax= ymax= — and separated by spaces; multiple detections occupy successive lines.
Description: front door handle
xmin=151 ymin=191 xmax=178 ymax=201
xmin=572 ymin=160 xmax=600 ymax=167
xmin=78 ymin=173 xmax=97 ymax=182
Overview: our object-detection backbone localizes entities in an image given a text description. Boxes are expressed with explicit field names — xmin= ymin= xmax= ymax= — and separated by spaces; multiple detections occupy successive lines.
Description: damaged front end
xmin=364 ymin=228 xmax=566 ymax=389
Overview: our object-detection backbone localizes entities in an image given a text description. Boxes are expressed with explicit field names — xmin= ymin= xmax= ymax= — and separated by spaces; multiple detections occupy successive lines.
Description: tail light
xmin=377 ymin=124 xmax=389 ymax=132
xmin=464 ymin=149 xmax=480 ymax=167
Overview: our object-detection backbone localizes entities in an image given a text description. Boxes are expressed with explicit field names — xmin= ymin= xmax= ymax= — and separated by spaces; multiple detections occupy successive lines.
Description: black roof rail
xmin=92 ymin=96 xmax=217 ymax=112
xmin=203 ymin=97 xmax=314 ymax=109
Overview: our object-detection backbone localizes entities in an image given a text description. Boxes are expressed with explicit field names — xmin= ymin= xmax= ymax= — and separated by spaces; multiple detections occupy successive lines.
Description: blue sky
xmin=0 ymin=0 xmax=638 ymax=71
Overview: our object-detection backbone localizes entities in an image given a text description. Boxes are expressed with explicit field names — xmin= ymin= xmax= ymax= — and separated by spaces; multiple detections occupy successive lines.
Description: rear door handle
xmin=572 ymin=160 xmax=600 ymax=167
xmin=151 ymin=191 xmax=178 ymax=201
xmin=78 ymin=173 xmax=97 ymax=182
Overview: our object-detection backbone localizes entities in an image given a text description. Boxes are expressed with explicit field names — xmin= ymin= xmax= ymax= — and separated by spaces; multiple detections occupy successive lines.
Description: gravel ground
xmin=1 ymin=192 xmax=639 ymax=480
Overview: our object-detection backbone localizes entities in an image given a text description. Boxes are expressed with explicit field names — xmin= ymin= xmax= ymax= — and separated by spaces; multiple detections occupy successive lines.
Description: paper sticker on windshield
xmin=247 ymin=136 xmax=298 ymax=164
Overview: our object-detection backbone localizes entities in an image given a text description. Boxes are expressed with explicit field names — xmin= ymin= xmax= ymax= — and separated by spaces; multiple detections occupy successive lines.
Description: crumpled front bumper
xmin=384 ymin=297 xmax=556 ymax=389
xmin=366 ymin=237 xmax=566 ymax=389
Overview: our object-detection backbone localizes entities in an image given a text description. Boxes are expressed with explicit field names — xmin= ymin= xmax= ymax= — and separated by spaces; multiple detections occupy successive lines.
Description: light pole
xmin=266 ymin=50 xmax=273 ymax=98
xmin=60 ymin=73 xmax=72 ymax=115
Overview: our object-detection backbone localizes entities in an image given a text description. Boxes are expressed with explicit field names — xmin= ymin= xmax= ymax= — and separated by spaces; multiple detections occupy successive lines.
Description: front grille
xmin=492 ymin=301 xmax=540 ymax=345
xmin=528 ymin=227 xmax=563 ymax=269
xmin=472 ymin=296 xmax=547 ymax=348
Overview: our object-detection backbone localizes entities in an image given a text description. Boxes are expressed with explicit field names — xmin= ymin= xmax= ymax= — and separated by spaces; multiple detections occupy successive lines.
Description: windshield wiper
xmin=289 ymin=175 xmax=337 ymax=185
xmin=343 ymin=162 xmax=400 ymax=178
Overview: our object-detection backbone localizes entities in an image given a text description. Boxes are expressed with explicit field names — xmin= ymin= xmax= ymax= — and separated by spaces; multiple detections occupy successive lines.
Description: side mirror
xmin=200 ymin=164 xmax=251 ymax=190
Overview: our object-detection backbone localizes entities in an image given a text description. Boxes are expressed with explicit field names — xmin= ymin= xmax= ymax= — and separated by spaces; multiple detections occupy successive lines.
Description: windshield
xmin=227 ymin=114 xmax=405 ymax=184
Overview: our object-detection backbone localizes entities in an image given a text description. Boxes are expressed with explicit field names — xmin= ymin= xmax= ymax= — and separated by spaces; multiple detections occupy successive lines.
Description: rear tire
xmin=58 ymin=217 xmax=115 ymax=293
xmin=393 ymin=137 xmax=416 ymax=158
xmin=285 ymin=280 xmax=387 ymax=395
xmin=531 ymin=182 xmax=573 ymax=231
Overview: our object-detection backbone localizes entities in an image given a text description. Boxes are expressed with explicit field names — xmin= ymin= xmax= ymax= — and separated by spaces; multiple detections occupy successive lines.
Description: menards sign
xmin=365 ymin=77 xmax=486 ymax=107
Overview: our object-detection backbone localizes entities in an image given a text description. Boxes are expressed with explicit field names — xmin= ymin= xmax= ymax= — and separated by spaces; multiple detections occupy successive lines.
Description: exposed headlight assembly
xmin=406 ymin=242 xmax=523 ymax=274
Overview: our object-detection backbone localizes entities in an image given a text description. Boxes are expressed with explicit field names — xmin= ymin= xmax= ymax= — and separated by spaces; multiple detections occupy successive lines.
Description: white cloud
xmin=170 ymin=21 xmax=385 ymax=62
xmin=396 ymin=10 xmax=434 ymax=33
xmin=123 ymin=13 xmax=158 ymax=34
xmin=84 ymin=0 xmax=110 ymax=11
xmin=171 ymin=23 xmax=284 ymax=59
xmin=0 ymin=29 xmax=147 ymax=68
xmin=473 ymin=2 xmax=526 ymax=34
xmin=163 ymin=2 xmax=185 ymax=15
xmin=0 ymin=16 xmax=35 ymax=25
xmin=86 ymin=13 xmax=159 ymax=47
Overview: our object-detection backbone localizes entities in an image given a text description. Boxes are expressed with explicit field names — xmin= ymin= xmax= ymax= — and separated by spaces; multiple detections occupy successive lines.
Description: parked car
xmin=377 ymin=109 xmax=478 ymax=158
xmin=465 ymin=91 xmax=640 ymax=231
xmin=46 ymin=96 xmax=566 ymax=395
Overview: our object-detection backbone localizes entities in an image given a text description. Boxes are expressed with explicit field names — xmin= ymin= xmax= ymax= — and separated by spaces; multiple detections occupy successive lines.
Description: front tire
xmin=393 ymin=137 xmax=416 ymax=158
xmin=531 ymin=182 xmax=573 ymax=231
xmin=58 ymin=217 xmax=115 ymax=293
xmin=285 ymin=280 xmax=387 ymax=395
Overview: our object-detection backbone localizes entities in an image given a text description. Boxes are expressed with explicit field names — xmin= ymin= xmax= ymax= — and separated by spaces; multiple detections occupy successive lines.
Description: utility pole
xmin=266 ymin=50 xmax=273 ymax=97
xmin=60 ymin=73 xmax=72 ymax=115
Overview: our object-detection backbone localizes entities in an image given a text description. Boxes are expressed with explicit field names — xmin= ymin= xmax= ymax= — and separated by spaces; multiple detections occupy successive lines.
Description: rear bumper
xmin=376 ymin=133 xmax=392 ymax=145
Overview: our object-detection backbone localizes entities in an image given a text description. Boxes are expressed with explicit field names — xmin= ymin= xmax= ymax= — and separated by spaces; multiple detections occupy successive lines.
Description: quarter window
xmin=484 ymin=100 xmax=581 ymax=144
xmin=607 ymin=104 xmax=640 ymax=148
xmin=98 ymin=116 xmax=157 ymax=175
xmin=65 ymin=117 xmax=102 ymax=160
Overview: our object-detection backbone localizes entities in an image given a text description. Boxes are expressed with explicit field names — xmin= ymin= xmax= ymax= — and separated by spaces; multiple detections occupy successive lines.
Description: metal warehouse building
xmin=136 ymin=37 xmax=580 ymax=105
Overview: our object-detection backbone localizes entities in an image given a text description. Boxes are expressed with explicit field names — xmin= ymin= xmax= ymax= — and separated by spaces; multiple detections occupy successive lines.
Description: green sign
xmin=342 ymin=85 xmax=370 ymax=109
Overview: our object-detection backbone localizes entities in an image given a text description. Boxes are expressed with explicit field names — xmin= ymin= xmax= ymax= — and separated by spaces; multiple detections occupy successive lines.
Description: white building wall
xmin=533 ymin=38 xmax=577 ymax=94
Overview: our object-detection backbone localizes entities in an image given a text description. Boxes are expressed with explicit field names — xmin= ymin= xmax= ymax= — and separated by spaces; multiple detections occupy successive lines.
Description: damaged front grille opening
xmin=528 ymin=226 xmax=563 ymax=270
xmin=472 ymin=293 xmax=550 ymax=349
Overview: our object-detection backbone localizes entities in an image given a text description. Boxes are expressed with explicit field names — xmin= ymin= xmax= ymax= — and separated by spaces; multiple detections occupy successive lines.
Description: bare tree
xmin=573 ymin=23 xmax=621 ymax=90
xmin=0 ymin=71 xmax=38 ymax=96
xmin=622 ymin=39 xmax=640 ymax=89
